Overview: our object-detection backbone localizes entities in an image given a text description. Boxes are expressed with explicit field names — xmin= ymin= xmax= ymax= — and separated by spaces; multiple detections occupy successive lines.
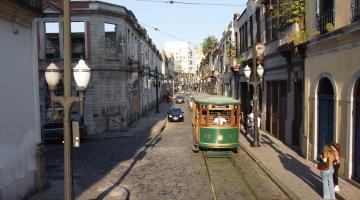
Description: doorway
xmin=317 ymin=78 xmax=335 ymax=155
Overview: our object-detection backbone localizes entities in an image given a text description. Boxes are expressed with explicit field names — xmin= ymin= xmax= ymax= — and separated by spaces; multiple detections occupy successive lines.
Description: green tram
xmin=191 ymin=94 xmax=241 ymax=152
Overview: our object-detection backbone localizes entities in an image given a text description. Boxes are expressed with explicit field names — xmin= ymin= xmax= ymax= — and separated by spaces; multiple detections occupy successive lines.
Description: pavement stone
xmin=239 ymin=130 xmax=360 ymax=200
xmin=29 ymin=102 xmax=173 ymax=200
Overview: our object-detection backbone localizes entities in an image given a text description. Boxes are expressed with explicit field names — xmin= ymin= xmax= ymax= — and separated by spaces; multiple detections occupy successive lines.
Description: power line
xmin=141 ymin=23 xmax=198 ymax=47
xmin=134 ymin=0 xmax=246 ymax=7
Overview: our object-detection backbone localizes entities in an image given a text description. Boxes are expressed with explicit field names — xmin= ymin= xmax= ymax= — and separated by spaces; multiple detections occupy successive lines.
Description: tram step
xmin=205 ymin=151 xmax=232 ymax=158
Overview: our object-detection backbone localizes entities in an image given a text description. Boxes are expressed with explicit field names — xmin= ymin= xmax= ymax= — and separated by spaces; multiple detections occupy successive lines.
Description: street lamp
xmin=44 ymin=1 xmax=91 ymax=199
xmin=44 ymin=59 xmax=90 ymax=200
xmin=244 ymin=43 xmax=265 ymax=147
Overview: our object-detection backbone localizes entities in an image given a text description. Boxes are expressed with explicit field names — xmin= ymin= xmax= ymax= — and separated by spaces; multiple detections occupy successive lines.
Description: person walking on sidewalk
xmin=320 ymin=144 xmax=336 ymax=200
xmin=331 ymin=143 xmax=341 ymax=192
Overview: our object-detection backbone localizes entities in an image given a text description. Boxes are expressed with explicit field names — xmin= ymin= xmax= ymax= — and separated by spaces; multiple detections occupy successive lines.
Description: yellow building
xmin=304 ymin=0 xmax=360 ymax=182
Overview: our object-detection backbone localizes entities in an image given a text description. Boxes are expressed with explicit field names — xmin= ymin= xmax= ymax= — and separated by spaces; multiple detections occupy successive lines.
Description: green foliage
xmin=274 ymin=0 xmax=305 ymax=27
xmin=226 ymin=41 xmax=244 ymax=68
xmin=201 ymin=35 xmax=218 ymax=56
xmin=270 ymin=0 xmax=305 ymax=42
xmin=326 ymin=23 xmax=334 ymax=32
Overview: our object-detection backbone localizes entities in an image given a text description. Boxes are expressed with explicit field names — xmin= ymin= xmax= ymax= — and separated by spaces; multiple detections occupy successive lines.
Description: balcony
xmin=353 ymin=0 xmax=360 ymax=22
xmin=316 ymin=9 xmax=334 ymax=34
xmin=14 ymin=0 xmax=42 ymax=12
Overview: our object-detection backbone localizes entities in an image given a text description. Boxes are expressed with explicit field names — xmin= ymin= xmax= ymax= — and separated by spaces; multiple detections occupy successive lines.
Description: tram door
xmin=317 ymin=78 xmax=334 ymax=156
xmin=354 ymin=82 xmax=360 ymax=182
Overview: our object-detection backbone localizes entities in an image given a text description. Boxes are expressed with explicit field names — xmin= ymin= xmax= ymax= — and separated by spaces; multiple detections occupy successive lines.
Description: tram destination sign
xmin=212 ymin=105 xmax=229 ymax=108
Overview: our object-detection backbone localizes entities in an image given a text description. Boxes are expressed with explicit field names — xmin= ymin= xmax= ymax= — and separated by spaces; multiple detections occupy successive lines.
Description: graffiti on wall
xmin=100 ymin=104 xmax=124 ymax=119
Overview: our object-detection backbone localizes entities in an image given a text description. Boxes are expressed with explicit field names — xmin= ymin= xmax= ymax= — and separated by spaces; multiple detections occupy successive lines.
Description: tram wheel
xmin=192 ymin=144 xmax=199 ymax=153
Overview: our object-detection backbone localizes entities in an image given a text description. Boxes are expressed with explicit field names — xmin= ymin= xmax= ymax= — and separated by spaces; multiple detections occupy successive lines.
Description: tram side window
xmin=210 ymin=110 xmax=231 ymax=126
xmin=234 ymin=111 xmax=238 ymax=127
xmin=201 ymin=110 xmax=207 ymax=126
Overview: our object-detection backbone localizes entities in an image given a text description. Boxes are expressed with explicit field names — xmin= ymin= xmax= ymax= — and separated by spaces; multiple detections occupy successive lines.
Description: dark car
xmin=43 ymin=112 xmax=87 ymax=142
xmin=175 ymin=96 xmax=185 ymax=103
xmin=167 ymin=107 xmax=184 ymax=122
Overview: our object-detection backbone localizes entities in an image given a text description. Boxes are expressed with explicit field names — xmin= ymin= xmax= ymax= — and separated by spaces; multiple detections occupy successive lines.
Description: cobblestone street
xmin=31 ymin=102 xmax=289 ymax=199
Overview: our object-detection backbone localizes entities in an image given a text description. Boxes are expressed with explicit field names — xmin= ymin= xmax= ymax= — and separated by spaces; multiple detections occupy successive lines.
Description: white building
xmin=0 ymin=1 xmax=44 ymax=199
xmin=164 ymin=41 xmax=192 ymax=73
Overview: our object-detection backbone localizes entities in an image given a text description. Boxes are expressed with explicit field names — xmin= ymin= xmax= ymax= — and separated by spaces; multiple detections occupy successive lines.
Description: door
xmin=318 ymin=94 xmax=334 ymax=155
xmin=354 ymin=85 xmax=360 ymax=182
xmin=271 ymin=81 xmax=279 ymax=138
xmin=266 ymin=81 xmax=271 ymax=132
xmin=292 ymin=80 xmax=303 ymax=148
xmin=279 ymin=81 xmax=287 ymax=142
xmin=317 ymin=78 xmax=335 ymax=156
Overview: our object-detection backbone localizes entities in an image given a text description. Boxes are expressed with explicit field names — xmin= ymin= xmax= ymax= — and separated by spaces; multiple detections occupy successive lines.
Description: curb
xmin=239 ymin=139 xmax=301 ymax=200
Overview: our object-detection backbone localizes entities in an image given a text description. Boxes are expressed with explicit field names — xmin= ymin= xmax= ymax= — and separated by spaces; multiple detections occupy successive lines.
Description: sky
xmin=81 ymin=0 xmax=247 ymax=50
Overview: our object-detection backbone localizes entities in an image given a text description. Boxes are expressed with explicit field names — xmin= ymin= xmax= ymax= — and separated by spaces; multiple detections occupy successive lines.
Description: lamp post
xmin=45 ymin=61 xmax=91 ymax=199
xmin=244 ymin=43 xmax=265 ymax=147
xmin=44 ymin=1 xmax=91 ymax=199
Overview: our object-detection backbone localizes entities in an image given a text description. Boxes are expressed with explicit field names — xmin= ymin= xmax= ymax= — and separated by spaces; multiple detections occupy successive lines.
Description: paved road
xmin=31 ymin=98 xmax=289 ymax=199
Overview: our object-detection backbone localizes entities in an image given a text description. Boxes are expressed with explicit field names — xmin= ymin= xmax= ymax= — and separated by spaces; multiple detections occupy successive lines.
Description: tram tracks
xmin=201 ymin=150 xmax=289 ymax=200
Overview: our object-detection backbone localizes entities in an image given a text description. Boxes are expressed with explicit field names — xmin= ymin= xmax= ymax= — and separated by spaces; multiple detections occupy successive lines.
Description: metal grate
xmin=316 ymin=9 xmax=334 ymax=34
xmin=14 ymin=0 xmax=42 ymax=12
xmin=353 ymin=0 xmax=360 ymax=22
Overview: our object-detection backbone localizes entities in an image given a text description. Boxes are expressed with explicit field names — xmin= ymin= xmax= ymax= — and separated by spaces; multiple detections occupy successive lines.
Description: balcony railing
xmin=13 ymin=0 xmax=42 ymax=12
xmin=316 ymin=9 xmax=334 ymax=34
xmin=353 ymin=0 xmax=360 ymax=22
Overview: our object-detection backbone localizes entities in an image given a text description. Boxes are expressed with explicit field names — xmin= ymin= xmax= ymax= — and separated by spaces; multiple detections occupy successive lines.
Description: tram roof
xmin=193 ymin=94 xmax=240 ymax=105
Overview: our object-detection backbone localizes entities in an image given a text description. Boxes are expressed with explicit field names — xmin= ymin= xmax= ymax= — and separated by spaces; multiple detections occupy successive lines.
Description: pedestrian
xmin=320 ymin=144 xmax=336 ymax=200
xmin=331 ymin=143 xmax=341 ymax=192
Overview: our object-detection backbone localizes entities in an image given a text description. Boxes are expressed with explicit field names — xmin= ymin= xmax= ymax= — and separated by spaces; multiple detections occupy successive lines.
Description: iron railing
xmin=13 ymin=0 xmax=42 ymax=12
xmin=316 ymin=9 xmax=334 ymax=34
xmin=353 ymin=0 xmax=360 ymax=22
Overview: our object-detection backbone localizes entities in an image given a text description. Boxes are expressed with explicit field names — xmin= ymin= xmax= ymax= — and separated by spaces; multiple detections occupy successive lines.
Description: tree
xmin=226 ymin=41 xmax=244 ymax=68
xmin=201 ymin=35 xmax=218 ymax=56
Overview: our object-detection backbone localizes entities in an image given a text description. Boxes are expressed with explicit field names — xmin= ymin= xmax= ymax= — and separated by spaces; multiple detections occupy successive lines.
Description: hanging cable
xmin=134 ymin=0 xmax=246 ymax=7
xmin=141 ymin=23 xmax=197 ymax=47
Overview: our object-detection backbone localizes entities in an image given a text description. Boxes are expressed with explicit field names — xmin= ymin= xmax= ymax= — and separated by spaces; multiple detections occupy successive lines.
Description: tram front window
xmin=210 ymin=110 xmax=230 ymax=126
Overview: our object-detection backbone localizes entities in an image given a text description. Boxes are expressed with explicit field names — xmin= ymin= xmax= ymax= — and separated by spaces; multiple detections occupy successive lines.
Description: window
xmin=256 ymin=8 xmax=261 ymax=43
xmin=244 ymin=22 xmax=248 ymax=49
xmin=353 ymin=0 xmax=360 ymax=22
xmin=71 ymin=22 xmax=85 ymax=59
xmin=250 ymin=15 xmax=254 ymax=47
xmin=201 ymin=110 xmax=207 ymax=125
xmin=209 ymin=110 xmax=231 ymax=126
xmin=316 ymin=0 xmax=334 ymax=34
xmin=265 ymin=0 xmax=278 ymax=42
xmin=45 ymin=22 xmax=60 ymax=59
xmin=104 ymin=23 xmax=117 ymax=59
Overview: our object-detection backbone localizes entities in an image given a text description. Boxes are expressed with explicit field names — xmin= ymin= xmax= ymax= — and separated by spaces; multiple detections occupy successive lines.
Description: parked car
xmin=43 ymin=112 xmax=87 ymax=142
xmin=175 ymin=95 xmax=185 ymax=103
xmin=167 ymin=107 xmax=184 ymax=122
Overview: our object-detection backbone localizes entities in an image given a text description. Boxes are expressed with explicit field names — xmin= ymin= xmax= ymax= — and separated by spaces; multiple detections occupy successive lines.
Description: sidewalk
xmin=91 ymin=102 xmax=172 ymax=139
xmin=239 ymin=130 xmax=360 ymax=200
xmin=30 ymin=102 xmax=172 ymax=200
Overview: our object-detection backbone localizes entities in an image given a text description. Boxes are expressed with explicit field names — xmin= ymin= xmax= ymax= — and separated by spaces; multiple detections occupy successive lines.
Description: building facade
xmin=0 ymin=0 xmax=44 ymax=199
xmin=304 ymin=0 xmax=360 ymax=182
xmin=37 ymin=0 xmax=163 ymax=134
xmin=233 ymin=0 xmax=305 ymax=151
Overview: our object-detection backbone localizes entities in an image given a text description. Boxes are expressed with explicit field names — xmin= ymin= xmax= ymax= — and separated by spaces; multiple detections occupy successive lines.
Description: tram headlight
xmin=217 ymin=134 xmax=224 ymax=142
